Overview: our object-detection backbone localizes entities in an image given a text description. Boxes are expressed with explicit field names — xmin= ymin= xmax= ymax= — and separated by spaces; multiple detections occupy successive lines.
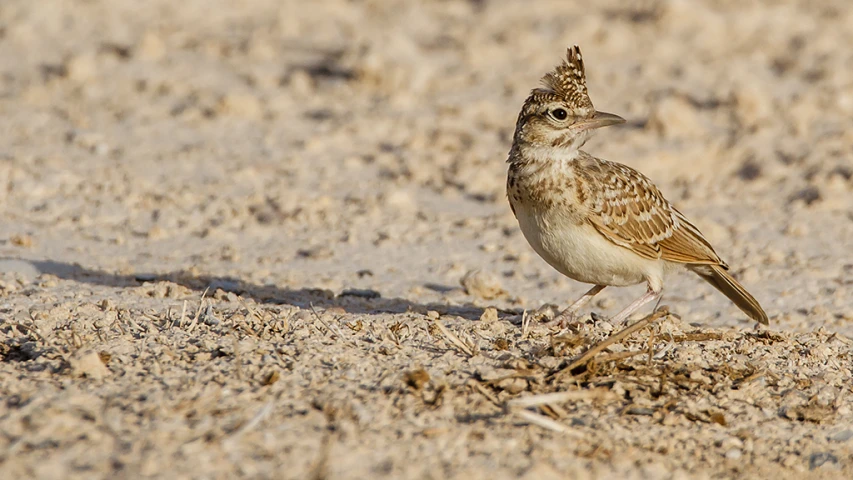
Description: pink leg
xmin=548 ymin=285 xmax=607 ymax=327
xmin=609 ymin=288 xmax=662 ymax=326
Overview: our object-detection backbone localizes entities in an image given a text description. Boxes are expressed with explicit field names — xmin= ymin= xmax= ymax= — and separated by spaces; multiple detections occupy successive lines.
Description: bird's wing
xmin=579 ymin=158 xmax=724 ymax=266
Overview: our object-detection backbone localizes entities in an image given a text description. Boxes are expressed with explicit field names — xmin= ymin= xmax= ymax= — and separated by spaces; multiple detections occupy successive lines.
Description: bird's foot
xmin=543 ymin=310 xmax=582 ymax=331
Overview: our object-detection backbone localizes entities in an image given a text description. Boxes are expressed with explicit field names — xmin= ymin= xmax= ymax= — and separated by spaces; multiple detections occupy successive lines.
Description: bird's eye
xmin=550 ymin=108 xmax=568 ymax=121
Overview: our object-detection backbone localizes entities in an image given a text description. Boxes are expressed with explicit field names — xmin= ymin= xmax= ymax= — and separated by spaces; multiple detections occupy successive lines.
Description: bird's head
xmin=512 ymin=45 xmax=625 ymax=155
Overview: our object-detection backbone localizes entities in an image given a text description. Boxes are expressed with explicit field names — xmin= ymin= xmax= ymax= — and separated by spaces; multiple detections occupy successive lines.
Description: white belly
xmin=515 ymin=203 xmax=664 ymax=288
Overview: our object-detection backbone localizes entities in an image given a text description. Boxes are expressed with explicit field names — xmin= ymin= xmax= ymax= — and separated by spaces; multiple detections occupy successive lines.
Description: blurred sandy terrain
xmin=1 ymin=0 xmax=852 ymax=478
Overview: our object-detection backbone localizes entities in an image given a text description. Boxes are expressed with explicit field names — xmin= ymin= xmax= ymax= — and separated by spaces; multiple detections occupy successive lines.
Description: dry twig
xmin=506 ymin=389 xmax=616 ymax=409
xmin=511 ymin=410 xmax=583 ymax=436
xmin=187 ymin=287 xmax=209 ymax=333
xmin=308 ymin=303 xmax=346 ymax=341
xmin=433 ymin=319 xmax=475 ymax=357
xmin=553 ymin=307 xmax=671 ymax=379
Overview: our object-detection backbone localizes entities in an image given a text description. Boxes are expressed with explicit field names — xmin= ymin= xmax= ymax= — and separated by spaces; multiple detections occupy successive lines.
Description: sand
xmin=1 ymin=0 xmax=852 ymax=478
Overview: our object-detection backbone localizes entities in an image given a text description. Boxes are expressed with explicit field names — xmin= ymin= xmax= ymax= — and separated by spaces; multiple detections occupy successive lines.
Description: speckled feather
xmin=540 ymin=45 xmax=594 ymax=115
xmin=575 ymin=156 xmax=724 ymax=266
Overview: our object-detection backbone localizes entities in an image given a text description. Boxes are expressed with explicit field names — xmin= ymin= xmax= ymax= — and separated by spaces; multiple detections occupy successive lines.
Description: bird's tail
xmin=690 ymin=264 xmax=769 ymax=325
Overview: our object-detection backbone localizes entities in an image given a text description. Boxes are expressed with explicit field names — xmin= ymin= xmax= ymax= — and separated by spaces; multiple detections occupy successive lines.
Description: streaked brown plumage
xmin=507 ymin=45 xmax=768 ymax=326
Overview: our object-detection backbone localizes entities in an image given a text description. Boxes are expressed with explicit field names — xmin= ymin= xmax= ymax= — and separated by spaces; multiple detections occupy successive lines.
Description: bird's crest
xmin=538 ymin=45 xmax=594 ymax=112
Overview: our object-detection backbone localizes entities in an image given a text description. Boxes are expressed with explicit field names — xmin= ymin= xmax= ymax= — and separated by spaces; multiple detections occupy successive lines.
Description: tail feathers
xmin=690 ymin=264 xmax=769 ymax=325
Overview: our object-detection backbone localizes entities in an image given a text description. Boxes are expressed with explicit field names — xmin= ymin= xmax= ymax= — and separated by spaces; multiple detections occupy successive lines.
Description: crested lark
xmin=506 ymin=45 xmax=768 ymax=327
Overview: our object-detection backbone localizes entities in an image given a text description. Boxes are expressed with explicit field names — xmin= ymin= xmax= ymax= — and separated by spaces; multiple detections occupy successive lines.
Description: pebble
xmin=70 ymin=349 xmax=110 ymax=380
xmin=828 ymin=429 xmax=853 ymax=443
xmin=460 ymin=269 xmax=506 ymax=300
xmin=725 ymin=449 xmax=742 ymax=460
xmin=809 ymin=452 xmax=838 ymax=470
xmin=479 ymin=307 xmax=498 ymax=323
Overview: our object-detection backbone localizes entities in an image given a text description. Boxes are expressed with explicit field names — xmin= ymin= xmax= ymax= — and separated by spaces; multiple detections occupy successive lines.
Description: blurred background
xmin=2 ymin=2 xmax=853 ymax=478
xmin=0 ymin=0 xmax=851 ymax=331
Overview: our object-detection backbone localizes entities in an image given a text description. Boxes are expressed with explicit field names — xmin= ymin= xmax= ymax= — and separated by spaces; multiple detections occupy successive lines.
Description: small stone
xmin=10 ymin=234 xmax=33 ymax=248
xmin=725 ymin=448 xmax=742 ymax=460
xmin=479 ymin=307 xmax=498 ymax=323
xmin=625 ymin=407 xmax=656 ymax=416
xmin=70 ymin=349 xmax=110 ymax=380
xmin=202 ymin=305 xmax=221 ymax=325
xmin=809 ymin=452 xmax=838 ymax=470
xmin=689 ymin=370 xmax=710 ymax=384
xmin=479 ymin=243 xmax=499 ymax=253
xmin=403 ymin=368 xmax=430 ymax=390
xmin=828 ymin=429 xmax=853 ymax=443
xmin=710 ymin=412 xmax=727 ymax=426
xmin=261 ymin=371 xmax=280 ymax=386
xmin=460 ymin=269 xmax=506 ymax=300
xmin=788 ymin=186 xmax=822 ymax=206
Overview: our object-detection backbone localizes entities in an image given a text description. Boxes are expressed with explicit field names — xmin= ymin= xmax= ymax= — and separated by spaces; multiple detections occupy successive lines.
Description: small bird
xmin=506 ymin=45 xmax=768 ymax=327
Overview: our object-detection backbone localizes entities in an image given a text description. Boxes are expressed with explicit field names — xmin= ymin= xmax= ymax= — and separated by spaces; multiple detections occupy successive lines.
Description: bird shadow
xmin=11 ymin=258 xmax=504 ymax=322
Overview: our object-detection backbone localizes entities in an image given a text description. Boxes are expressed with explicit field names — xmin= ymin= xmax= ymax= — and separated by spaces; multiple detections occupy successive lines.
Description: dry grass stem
xmin=187 ymin=288 xmax=209 ymax=333
xmin=471 ymin=380 xmax=502 ymax=407
xmin=309 ymin=303 xmax=347 ymax=341
xmin=512 ymin=410 xmax=583 ymax=437
xmin=506 ymin=389 xmax=616 ymax=409
xmin=555 ymin=307 xmax=671 ymax=378
xmin=433 ymin=319 xmax=475 ymax=357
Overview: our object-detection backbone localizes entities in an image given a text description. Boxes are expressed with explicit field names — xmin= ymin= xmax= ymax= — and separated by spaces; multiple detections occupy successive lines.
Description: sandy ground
xmin=1 ymin=0 xmax=852 ymax=478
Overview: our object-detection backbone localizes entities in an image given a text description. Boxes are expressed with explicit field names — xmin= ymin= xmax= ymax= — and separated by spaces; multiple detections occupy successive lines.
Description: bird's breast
xmin=508 ymin=164 xmax=657 ymax=287
xmin=507 ymin=160 xmax=586 ymax=217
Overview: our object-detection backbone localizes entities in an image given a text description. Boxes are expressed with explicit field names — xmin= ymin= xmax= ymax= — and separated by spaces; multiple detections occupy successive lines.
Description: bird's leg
xmin=549 ymin=285 xmax=607 ymax=328
xmin=608 ymin=287 xmax=662 ymax=326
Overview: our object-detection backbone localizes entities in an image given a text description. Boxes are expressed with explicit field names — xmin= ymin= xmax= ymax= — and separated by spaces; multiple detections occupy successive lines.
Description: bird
xmin=505 ymin=45 xmax=768 ymax=327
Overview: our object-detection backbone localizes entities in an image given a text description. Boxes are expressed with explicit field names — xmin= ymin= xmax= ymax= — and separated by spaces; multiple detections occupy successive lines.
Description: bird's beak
xmin=573 ymin=111 xmax=626 ymax=132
